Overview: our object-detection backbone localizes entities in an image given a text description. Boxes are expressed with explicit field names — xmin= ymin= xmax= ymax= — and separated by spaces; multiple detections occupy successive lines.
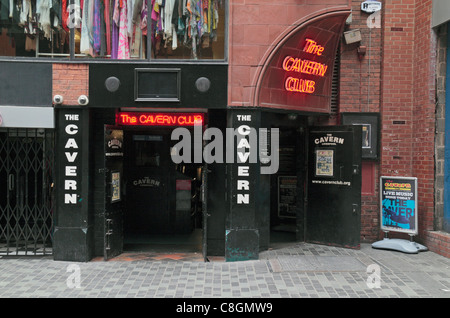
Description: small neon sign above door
xmin=117 ymin=112 xmax=204 ymax=126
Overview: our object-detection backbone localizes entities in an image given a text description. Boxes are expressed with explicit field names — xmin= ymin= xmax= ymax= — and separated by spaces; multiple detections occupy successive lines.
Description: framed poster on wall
xmin=315 ymin=149 xmax=334 ymax=177
xmin=341 ymin=112 xmax=379 ymax=160
xmin=380 ymin=176 xmax=418 ymax=235
xmin=278 ymin=176 xmax=297 ymax=218
xmin=111 ymin=171 xmax=121 ymax=203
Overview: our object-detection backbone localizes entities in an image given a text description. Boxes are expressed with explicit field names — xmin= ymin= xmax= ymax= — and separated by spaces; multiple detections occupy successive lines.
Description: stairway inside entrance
xmin=97 ymin=229 xmax=206 ymax=262
xmin=124 ymin=229 xmax=203 ymax=254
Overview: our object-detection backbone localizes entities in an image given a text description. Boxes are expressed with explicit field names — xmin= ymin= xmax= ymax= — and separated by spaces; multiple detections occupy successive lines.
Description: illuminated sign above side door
xmin=256 ymin=11 xmax=350 ymax=113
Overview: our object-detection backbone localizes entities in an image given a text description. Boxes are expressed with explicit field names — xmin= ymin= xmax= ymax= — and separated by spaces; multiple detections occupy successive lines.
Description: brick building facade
xmin=226 ymin=0 xmax=450 ymax=257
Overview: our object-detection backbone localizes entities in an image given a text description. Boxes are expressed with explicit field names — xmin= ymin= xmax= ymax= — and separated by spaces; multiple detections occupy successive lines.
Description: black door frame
xmin=103 ymin=125 xmax=124 ymax=260
xmin=106 ymin=123 xmax=208 ymax=259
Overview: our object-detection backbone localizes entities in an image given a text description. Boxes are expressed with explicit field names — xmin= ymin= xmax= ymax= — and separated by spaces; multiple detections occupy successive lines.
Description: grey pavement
xmin=0 ymin=243 xmax=449 ymax=298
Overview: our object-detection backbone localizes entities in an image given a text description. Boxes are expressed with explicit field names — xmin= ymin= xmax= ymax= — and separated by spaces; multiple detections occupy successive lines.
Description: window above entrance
xmin=0 ymin=0 xmax=226 ymax=61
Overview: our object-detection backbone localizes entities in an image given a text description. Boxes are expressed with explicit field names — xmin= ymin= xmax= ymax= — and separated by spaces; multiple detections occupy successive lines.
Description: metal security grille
xmin=0 ymin=129 xmax=54 ymax=256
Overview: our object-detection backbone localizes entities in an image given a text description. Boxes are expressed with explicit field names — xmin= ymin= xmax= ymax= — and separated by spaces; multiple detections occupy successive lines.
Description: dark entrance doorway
xmin=270 ymin=127 xmax=304 ymax=245
xmin=261 ymin=112 xmax=308 ymax=249
xmin=263 ymin=116 xmax=362 ymax=251
xmin=121 ymin=128 xmax=204 ymax=254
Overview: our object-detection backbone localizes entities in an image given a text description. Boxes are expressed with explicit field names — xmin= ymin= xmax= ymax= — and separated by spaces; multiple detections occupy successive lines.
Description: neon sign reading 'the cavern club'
xmin=282 ymin=39 xmax=329 ymax=94
xmin=117 ymin=112 xmax=204 ymax=126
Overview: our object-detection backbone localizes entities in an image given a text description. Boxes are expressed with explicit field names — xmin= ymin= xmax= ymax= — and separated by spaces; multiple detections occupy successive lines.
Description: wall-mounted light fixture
xmin=357 ymin=46 xmax=367 ymax=60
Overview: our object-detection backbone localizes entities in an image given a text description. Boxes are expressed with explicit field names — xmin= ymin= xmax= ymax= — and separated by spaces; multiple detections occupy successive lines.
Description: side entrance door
xmin=124 ymin=132 xmax=171 ymax=235
xmin=104 ymin=126 xmax=124 ymax=260
xmin=306 ymin=125 xmax=362 ymax=248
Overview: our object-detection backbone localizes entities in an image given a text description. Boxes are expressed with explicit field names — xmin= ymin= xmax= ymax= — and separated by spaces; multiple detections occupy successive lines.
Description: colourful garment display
xmin=0 ymin=0 xmax=222 ymax=59
xmin=117 ymin=0 xmax=129 ymax=59
xmin=92 ymin=0 xmax=101 ymax=54
xmin=150 ymin=0 xmax=222 ymax=58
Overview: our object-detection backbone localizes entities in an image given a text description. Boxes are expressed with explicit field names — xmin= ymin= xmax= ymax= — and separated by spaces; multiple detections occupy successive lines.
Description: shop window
xmin=74 ymin=0 xmax=148 ymax=59
xmin=0 ymin=0 xmax=226 ymax=60
xmin=0 ymin=0 xmax=70 ymax=58
xmin=150 ymin=0 xmax=225 ymax=60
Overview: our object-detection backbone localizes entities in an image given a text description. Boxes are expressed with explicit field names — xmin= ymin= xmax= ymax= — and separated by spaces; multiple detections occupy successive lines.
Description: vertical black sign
xmin=54 ymin=108 xmax=90 ymax=261
xmin=58 ymin=109 xmax=83 ymax=209
xmin=226 ymin=109 xmax=260 ymax=261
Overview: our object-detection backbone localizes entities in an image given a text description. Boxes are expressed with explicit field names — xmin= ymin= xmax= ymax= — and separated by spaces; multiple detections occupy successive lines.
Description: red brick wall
xmin=52 ymin=64 xmax=89 ymax=106
xmin=380 ymin=0 xmax=415 ymax=178
xmin=340 ymin=0 xmax=440 ymax=246
xmin=426 ymin=231 xmax=450 ymax=258
xmin=339 ymin=2 xmax=383 ymax=242
xmin=412 ymin=0 xmax=436 ymax=236
xmin=380 ymin=0 xmax=436 ymax=242
xmin=375 ymin=0 xmax=450 ymax=258
xmin=340 ymin=2 xmax=382 ymax=114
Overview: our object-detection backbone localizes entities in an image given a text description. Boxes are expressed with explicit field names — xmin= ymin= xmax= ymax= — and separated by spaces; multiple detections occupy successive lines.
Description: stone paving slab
xmin=269 ymin=255 xmax=367 ymax=272
xmin=0 ymin=243 xmax=449 ymax=298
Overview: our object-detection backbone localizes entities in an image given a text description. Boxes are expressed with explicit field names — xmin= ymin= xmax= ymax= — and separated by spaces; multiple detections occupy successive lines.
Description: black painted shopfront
xmin=50 ymin=15 xmax=364 ymax=263
xmin=53 ymin=63 xmax=230 ymax=261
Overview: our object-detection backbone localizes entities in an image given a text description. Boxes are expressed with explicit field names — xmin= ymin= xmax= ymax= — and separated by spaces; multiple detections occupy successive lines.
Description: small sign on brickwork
xmin=361 ymin=1 xmax=382 ymax=13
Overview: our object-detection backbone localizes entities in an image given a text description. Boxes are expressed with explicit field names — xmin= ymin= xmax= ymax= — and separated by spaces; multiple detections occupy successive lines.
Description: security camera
xmin=53 ymin=95 xmax=63 ymax=104
xmin=78 ymin=95 xmax=89 ymax=106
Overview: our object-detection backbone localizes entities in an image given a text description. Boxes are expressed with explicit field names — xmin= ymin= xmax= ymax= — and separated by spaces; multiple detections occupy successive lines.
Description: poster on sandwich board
xmin=380 ymin=176 xmax=418 ymax=235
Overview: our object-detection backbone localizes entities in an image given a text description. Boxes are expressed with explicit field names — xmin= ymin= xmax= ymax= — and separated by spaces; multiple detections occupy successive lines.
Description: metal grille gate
xmin=0 ymin=128 xmax=54 ymax=256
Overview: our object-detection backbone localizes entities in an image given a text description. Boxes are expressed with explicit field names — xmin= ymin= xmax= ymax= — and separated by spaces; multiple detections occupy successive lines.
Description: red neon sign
xmin=303 ymin=39 xmax=325 ymax=56
xmin=285 ymin=77 xmax=316 ymax=94
xmin=281 ymin=38 xmax=329 ymax=95
xmin=117 ymin=112 xmax=204 ymax=126
xmin=282 ymin=56 xmax=328 ymax=77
